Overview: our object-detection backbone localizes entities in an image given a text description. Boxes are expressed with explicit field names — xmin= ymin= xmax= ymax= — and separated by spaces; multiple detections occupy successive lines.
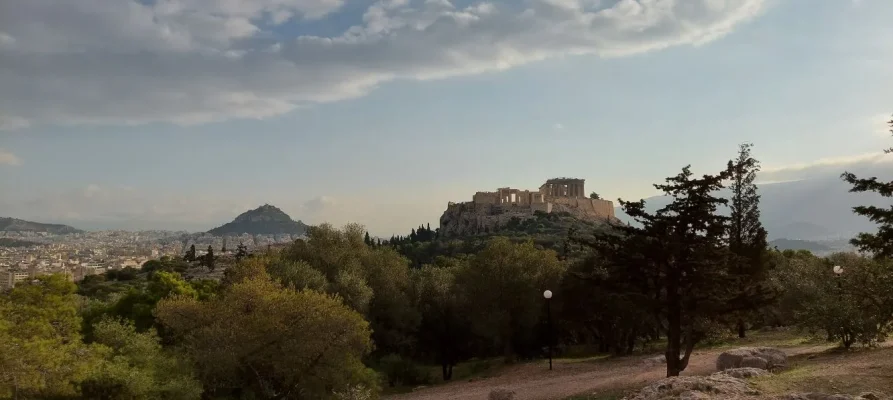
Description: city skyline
xmin=2 ymin=0 xmax=893 ymax=235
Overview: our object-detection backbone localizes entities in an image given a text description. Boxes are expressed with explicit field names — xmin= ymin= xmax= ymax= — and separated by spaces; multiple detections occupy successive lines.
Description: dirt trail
xmin=386 ymin=344 xmax=831 ymax=400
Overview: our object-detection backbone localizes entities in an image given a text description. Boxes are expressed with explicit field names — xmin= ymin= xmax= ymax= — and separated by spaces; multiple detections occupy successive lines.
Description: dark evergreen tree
xmin=235 ymin=242 xmax=248 ymax=262
xmin=364 ymin=231 xmax=372 ymax=246
xmin=205 ymin=245 xmax=216 ymax=271
xmin=841 ymin=114 xmax=893 ymax=257
xmin=587 ymin=165 xmax=744 ymax=377
xmin=377 ymin=238 xmax=382 ymax=247
xmin=184 ymin=244 xmax=196 ymax=262
xmin=726 ymin=143 xmax=771 ymax=338
xmin=589 ymin=192 xmax=600 ymax=200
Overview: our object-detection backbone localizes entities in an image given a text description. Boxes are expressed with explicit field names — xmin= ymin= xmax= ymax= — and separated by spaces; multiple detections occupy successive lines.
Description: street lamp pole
xmin=543 ymin=290 xmax=553 ymax=371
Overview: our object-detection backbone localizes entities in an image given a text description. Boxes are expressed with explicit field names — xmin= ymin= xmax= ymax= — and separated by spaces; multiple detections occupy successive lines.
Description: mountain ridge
xmin=0 ymin=217 xmax=83 ymax=234
xmin=206 ymin=204 xmax=309 ymax=236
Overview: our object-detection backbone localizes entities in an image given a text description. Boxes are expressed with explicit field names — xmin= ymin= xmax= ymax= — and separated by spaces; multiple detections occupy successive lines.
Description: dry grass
xmin=752 ymin=345 xmax=893 ymax=397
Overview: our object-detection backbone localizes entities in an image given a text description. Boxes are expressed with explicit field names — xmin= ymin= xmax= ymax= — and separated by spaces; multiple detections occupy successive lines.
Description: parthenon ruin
xmin=439 ymin=177 xmax=616 ymax=236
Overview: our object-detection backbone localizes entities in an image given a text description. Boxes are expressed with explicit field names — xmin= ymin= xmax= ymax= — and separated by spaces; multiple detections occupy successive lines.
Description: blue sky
xmin=1 ymin=0 xmax=892 ymax=235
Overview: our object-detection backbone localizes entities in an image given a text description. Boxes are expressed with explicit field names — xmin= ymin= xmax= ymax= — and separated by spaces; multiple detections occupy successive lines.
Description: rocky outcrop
xmin=623 ymin=372 xmax=761 ymax=400
xmin=716 ymin=347 xmax=787 ymax=372
xmin=782 ymin=393 xmax=886 ymax=400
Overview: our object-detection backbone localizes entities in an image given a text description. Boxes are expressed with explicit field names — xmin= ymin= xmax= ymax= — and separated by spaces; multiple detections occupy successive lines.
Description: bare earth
xmin=386 ymin=344 xmax=832 ymax=400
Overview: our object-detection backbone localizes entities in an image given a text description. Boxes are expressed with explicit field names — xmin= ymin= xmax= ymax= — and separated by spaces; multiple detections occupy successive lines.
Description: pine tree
xmin=364 ymin=231 xmax=372 ymax=246
xmin=589 ymin=165 xmax=739 ymax=377
xmin=841 ymin=114 xmax=893 ymax=257
xmin=184 ymin=244 xmax=196 ymax=262
xmin=205 ymin=245 xmax=216 ymax=271
xmin=235 ymin=242 xmax=248 ymax=262
xmin=726 ymin=143 xmax=770 ymax=338
xmin=376 ymin=238 xmax=382 ymax=247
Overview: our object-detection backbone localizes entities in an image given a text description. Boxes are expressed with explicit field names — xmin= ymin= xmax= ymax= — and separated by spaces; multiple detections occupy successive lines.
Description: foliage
xmin=841 ymin=113 xmax=893 ymax=257
xmin=776 ymin=252 xmax=893 ymax=348
xmin=0 ymin=274 xmax=103 ymax=399
xmin=377 ymin=354 xmax=432 ymax=387
xmin=155 ymin=276 xmax=377 ymax=399
xmin=455 ymin=237 xmax=565 ymax=363
xmin=80 ymin=318 xmax=203 ymax=400
xmin=726 ymin=143 xmax=772 ymax=338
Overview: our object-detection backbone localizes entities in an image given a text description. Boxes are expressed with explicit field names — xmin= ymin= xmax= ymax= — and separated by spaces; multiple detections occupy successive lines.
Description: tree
xmin=588 ymin=166 xmax=738 ymax=377
xmin=0 ymin=274 xmax=103 ymax=398
xmin=410 ymin=263 xmax=472 ymax=380
xmin=455 ymin=237 xmax=564 ymax=363
xmin=156 ymin=276 xmax=377 ymax=399
xmin=221 ymin=241 xmax=227 ymax=253
xmin=589 ymin=192 xmax=600 ymax=200
xmin=364 ymin=231 xmax=372 ymax=246
xmin=235 ymin=242 xmax=248 ymax=261
xmin=205 ymin=245 xmax=215 ymax=271
xmin=726 ymin=143 xmax=771 ymax=338
xmin=184 ymin=244 xmax=196 ymax=262
xmin=81 ymin=318 xmax=203 ymax=400
xmin=841 ymin=114 xmax=893 ymax=257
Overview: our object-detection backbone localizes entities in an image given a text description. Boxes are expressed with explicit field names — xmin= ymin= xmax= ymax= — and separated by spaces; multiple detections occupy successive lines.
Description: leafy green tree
xmin=455 ymin=237 xmax=564 ymax=362
xmin=841 ymin=113 xmax=893 ymax=257
xmin=726 ymin=143 xmax=771 ymax=338
xmin=410 ymin=263 xmax=472 ymax=380
xmin=156 ymin=276 xmax=377 ymax=399
xmin=0 ymin=274 xmax=103 ymax=398
xmin=589 ymin=192 xmax=600 ymax=200
xmin=777 ymin=252 xmax=893 ymax=348
xmin=80 ymin=318 xmax=202 ymax=400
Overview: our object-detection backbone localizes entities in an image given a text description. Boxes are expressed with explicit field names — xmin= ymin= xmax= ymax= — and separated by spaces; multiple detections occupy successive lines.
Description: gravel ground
xmin=386 ymin=344 xmax=832 ymax=400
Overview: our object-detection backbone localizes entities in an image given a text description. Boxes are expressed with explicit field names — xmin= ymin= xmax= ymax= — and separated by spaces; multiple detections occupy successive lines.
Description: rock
xmin=718 ymin=368 xmax=771 ymax=379
xmin=781 ymin=394 xmax=856 ymax=400
xmin=717 ymin=347 xmax=787 ymax=371
xmin=740 ymin=356 xmax=769 ymax=370
xmin=855 ymin=393 xmax=884 ymax=400
xmin=488 ymin=388 xmax=516 ymax=400
xmin=623 ymin=373 xmax=761 ymax=400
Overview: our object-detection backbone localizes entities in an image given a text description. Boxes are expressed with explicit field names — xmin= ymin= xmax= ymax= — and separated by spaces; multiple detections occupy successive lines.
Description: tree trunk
xmin=737 ymin=318 xmax=746 ymax=338
xmin=666 ymin=270 xmax=683 ymax=377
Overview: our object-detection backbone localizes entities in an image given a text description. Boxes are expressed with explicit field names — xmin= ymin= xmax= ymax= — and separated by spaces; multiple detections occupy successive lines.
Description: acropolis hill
xmin=439 ymin=178 xmax=616 ymax=237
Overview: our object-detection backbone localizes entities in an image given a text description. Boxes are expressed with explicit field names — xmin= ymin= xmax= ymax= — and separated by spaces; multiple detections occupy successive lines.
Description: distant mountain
xmin=613 ymin=165 xmax=892 ymax=241
xmin=768 ymin=238 xmax=832 ymax=252
xmin=0 ymin=217 xmax=83 ymax=234
xmin=207 ymin=204 xmax=309 ymax=236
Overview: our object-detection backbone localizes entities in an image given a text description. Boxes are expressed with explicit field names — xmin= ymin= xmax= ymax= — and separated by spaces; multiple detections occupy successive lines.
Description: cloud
xmin=0 ymin=148 xmax=22 ymax=166
xmin=553 ymin=122 xmax=565 ymax=130
xmin=0 ymin=0 xmax=767 ymax=129
xmin=758 ymin=152 xmax=893 ymax=184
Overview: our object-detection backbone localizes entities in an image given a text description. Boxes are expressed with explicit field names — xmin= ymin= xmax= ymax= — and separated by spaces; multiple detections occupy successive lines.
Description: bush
xmin=378 ymin=354 xmax=432 ymax=387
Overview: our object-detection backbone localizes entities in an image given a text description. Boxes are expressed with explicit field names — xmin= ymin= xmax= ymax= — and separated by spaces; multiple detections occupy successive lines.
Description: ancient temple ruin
xmin=439 ymin=177 xmax=616 ymax=236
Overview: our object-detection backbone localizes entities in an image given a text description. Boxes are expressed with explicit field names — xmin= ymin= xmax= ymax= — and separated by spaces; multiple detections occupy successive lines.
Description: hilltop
xmin=206 ymin=204 xmax=309 ymax=236
xmin=0 ymin=217 xmax=83 ymax=234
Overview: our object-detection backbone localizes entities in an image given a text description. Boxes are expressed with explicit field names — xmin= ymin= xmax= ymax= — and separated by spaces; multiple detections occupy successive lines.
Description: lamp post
xmin=833 ymin=265 xmax=844 ymax=291
xmin=543 ymin=289 xmax=553 ymax=371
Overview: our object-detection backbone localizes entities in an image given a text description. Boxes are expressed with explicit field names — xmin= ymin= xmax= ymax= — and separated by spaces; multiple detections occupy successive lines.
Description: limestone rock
xmin=718 ymin=367 xmax=771 ymax=379
xmin=623 ymin=373 xmax=761 ymax=400
xmin=717 ymin=347 xmax=787 ymax=371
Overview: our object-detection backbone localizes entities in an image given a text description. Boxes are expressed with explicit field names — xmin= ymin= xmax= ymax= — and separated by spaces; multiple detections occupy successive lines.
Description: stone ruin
xmin=438 ymin=178 xmax=616 ymax=237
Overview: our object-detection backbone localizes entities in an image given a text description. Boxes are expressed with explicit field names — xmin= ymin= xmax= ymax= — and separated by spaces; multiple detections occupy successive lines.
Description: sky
xmin=1 ymin=0 xmax=892 ymax=235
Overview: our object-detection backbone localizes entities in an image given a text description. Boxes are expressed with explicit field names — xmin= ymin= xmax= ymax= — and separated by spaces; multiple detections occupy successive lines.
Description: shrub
xmin=378 ymin=354 xmax=432 ymax=387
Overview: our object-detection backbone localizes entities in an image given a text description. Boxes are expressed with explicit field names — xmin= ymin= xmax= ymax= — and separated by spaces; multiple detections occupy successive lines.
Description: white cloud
xmin=0 ymin=148 xmax=22 ymax=166
xmin=870 ymin=112 xmax=893 ymax=137
xmin=758 ymin=151 xmax=893 ymax=184
xmin=553 ymin=122 xmax=565 ymax=130
xmin=0 ymin=0 xmax=768 ymax=129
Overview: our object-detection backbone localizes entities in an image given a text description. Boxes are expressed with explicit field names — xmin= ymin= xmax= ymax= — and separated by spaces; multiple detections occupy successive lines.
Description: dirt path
xmin=386 ymin=344 xmax=832 ymax=400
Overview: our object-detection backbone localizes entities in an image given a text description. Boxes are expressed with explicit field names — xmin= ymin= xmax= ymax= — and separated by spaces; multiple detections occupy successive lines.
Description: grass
xmin=751 ymin=345 xmax=893 ymax=397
